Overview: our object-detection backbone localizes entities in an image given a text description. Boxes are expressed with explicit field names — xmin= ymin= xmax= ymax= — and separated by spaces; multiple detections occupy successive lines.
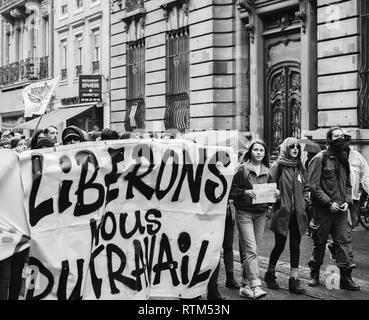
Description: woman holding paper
xmin=264 ymin=137 xmax=310 ymax=295
xmin=230 ymin=139 xmax=279 ymax=300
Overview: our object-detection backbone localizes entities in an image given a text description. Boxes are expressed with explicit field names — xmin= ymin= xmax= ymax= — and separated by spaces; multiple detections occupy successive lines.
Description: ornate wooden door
xmin=266 ymin=63 xmax=301 ymax=156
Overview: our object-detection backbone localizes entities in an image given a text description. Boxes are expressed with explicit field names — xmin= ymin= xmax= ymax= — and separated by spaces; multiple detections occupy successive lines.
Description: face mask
xmin=330 ymin=138 xmax=350 ymax=160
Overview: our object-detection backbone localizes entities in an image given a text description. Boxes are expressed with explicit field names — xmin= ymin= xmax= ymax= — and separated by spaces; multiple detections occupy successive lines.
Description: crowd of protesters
xmin=0 ymin=125 xmax=368 ymax=300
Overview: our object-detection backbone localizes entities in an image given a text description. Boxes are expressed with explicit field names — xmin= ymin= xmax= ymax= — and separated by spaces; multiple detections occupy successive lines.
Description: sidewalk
xmin=217 ymin=254 xmax=369 ymax=300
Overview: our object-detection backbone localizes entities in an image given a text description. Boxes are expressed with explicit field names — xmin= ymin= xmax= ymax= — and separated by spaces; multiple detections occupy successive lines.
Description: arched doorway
xmin=266 ymin=62 xmax=301 ymax=156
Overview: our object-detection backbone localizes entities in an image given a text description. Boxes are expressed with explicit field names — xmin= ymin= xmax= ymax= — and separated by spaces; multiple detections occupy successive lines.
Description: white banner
xmin=22 ymin=77 xmax=59 ymax=118
xmin=17 ymin=139 xmax=236 ymax=300
xmin=0 ymin=151 xmax=30 ymax=261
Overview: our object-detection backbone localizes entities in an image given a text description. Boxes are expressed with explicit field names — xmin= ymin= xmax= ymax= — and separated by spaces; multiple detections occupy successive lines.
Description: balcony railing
xmin=0 ymin=56 xmax=49 ymax=87
xmin=92 ymin=61 xmax=100 ymax=74
xmin=126 ymin=0 xmax=144 ymax=12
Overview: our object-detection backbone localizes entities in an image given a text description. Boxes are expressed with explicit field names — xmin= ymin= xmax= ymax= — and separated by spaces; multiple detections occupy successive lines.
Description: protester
xmin=100 ymin=128 xmax=119 ymax=141
xmin=34 ymin=137 xmax=55 ymax=149
xmin=44 ymin=126 xmax=58 ymax=144
xmin=30 ymin=130 xmax=45 ymax=150
xmin=62 ymin=125 xmax=86 ymax=145
xmin=2 ymin=130 xmax=14 ymax=140
xmin=307 ymin=127 xmax=359 ymax=291
xmin=264 ymin=137 xmax=309 ymax=295
xmin=230 ymin=139 xmax=278 ymax=299
xmin=88 ymin=131 xmax=101 ymax=141
xmin=0 ymin=138 xmax=11 ymax=149
xmin=324 ymin=131 xmax=368 ymax=278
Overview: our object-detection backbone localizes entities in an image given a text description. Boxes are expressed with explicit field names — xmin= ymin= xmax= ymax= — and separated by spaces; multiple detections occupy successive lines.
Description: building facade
xmin=110 ymin=0 xmax=369 ymax=157
xmin=0 ymin=0 xmax=53 ymax=131
xmin=53 ymin=0 xmax=110 ymax=133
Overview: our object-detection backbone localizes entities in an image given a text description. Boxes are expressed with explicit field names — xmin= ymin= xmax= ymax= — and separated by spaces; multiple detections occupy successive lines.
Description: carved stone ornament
xmin=236 ymin=0 xmax=255 ymax=43
xmin=296 ymin=0 xmax=307 ymax=33
xmin=161 ymin=0 xmax=189 ymax=23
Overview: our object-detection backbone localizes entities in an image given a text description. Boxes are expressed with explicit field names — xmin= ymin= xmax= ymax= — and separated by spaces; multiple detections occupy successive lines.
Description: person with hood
xmin=230 ymin=139 xmax=279 ymax=299
xmin=307 ymin=127 xmax=359 ymax=291
xmin=62 ymin=125 xmax=86 ymax=145
xmin=264 ymin=137 xmax=310 ymax=295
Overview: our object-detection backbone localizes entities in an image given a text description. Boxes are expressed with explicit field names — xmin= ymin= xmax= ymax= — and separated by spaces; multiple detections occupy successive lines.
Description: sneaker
xmin=252 ymin=286 xmax=267 ymax=299
xmin=326 ymin=242 xmax=336 ymax=262
xmin=239 ymin=286 xmax=254 ymax=299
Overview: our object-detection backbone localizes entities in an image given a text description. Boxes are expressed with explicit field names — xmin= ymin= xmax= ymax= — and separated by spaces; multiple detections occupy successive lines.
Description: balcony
xmin=126 ymin=0 xmax=144 ymax=12
xmin=0 ymin=56 xmax=49 ymax=88
xmin=0 ymin=0 xmax=26 ymax=14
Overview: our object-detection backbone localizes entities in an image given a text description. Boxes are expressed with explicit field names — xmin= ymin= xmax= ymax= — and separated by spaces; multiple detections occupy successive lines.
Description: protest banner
xmin=0 ymin=151 xmax=30 ymax=261
xmin=22 ymin=77 xmax=59 ymax=118
xmin=16 ymin=139 xmax=236 ymax=300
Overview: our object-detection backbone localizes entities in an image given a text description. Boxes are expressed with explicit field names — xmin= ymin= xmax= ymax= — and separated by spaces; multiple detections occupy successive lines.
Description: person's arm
xmin=308 ymin=154 xmax=331 ymax=206
xmin=229 ymin=167 xmax=245 ymax=200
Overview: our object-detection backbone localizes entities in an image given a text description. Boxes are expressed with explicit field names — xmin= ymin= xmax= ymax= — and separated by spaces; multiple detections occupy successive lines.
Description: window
xmin=60 ymin=39 xmax=68 ymax=80
xmin=91 ymin=28 xmax=100 ymax=73
xmin=61 ymin=0 xmax=68 ymax=16
xmin=75 ymin=34 xmax=83 ymax=77
xmin=125 ymin=39 xmax=145 ymax=131
xmin=165 ymin=27 xmax=190 ymax=132
xmin=75 ymin=0 xmax=83 ymax=10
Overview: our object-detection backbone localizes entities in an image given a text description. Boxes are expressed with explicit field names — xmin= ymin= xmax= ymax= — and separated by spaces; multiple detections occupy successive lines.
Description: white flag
xmin=22 ymin=77 xmax=60 ymax=118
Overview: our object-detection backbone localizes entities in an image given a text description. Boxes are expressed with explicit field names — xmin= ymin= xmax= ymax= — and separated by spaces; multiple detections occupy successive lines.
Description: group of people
xmin=0 ymin=125 xmax=367 ymax=300
xmin=207 ymin=126 xmax=369 ymax=300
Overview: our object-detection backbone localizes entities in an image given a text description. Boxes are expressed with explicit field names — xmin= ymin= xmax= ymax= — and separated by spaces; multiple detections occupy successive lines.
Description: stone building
xmin=110 ymin=0 xmax=369 ymax=156
xmin=0 ymin=0 xmax=53 ymax=131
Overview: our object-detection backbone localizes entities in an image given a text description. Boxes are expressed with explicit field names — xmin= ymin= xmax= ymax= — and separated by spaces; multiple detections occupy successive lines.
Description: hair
xmin=242 ymin=139 xmax=270 ymax=168
xmin=100 ymin=128 xmax=119 ymax=141
xmin=326 ymin=127 xmax=343 ymax=143
xmin=119 ymin=132 xmax=131 ymax=139
xmin=44 ymin=126 xmax=58 ymax=135
xmin=10 ymin=137 xmax=21 ymax=149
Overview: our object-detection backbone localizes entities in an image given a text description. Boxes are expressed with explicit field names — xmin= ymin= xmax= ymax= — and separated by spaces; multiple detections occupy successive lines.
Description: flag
xmin=22 ymin=77 xmax=59 ymax=118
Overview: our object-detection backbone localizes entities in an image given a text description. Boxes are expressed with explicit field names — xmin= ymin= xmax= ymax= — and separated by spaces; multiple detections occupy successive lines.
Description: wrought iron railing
xmin=0 ymin=56 xmax=49 ymax=87
xmin=126 ymin=0 xmax=144 ymax=12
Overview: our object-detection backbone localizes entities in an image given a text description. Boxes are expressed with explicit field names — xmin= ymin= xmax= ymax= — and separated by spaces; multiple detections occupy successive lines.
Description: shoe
xmin=289 ymin=277 xmax=306 ymax=295
xmin=252 ymin=286 xmax=267 ymax=299
xmin=308 ymin=261 xmax=320 ymax=287
xmin=264 ymin=271 xmax=280 ymax=290
xmin=225 ymin=277 xmax=240 ymax=289
xmin=239 ymin=286 xmax=254 ymax=299
xmin=340 ymin=267 xmax=360 ymax=291
xmin=326 ymin=242 xmax=336 ymax=262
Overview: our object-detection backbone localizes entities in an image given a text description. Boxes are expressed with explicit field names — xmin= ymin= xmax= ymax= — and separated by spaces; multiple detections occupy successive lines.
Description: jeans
xmin=236 ymin=210 xmax=266 ymax=287
xmin=310 ymin=208 xmax=353 ymax=269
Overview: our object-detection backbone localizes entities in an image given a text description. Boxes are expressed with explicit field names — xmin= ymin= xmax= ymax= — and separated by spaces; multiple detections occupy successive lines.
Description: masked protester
xmin=307 ymin=127 xmax=359 ymax=291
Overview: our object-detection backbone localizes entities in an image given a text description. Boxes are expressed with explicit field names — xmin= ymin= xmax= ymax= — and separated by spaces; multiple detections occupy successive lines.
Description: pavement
xmin=216 ymin=253 xmax=369 ymax=300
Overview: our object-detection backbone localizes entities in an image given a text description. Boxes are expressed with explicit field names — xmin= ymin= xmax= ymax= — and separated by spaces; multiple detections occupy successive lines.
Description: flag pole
xmin=30 ymin=102 xmax=45 ymax=140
